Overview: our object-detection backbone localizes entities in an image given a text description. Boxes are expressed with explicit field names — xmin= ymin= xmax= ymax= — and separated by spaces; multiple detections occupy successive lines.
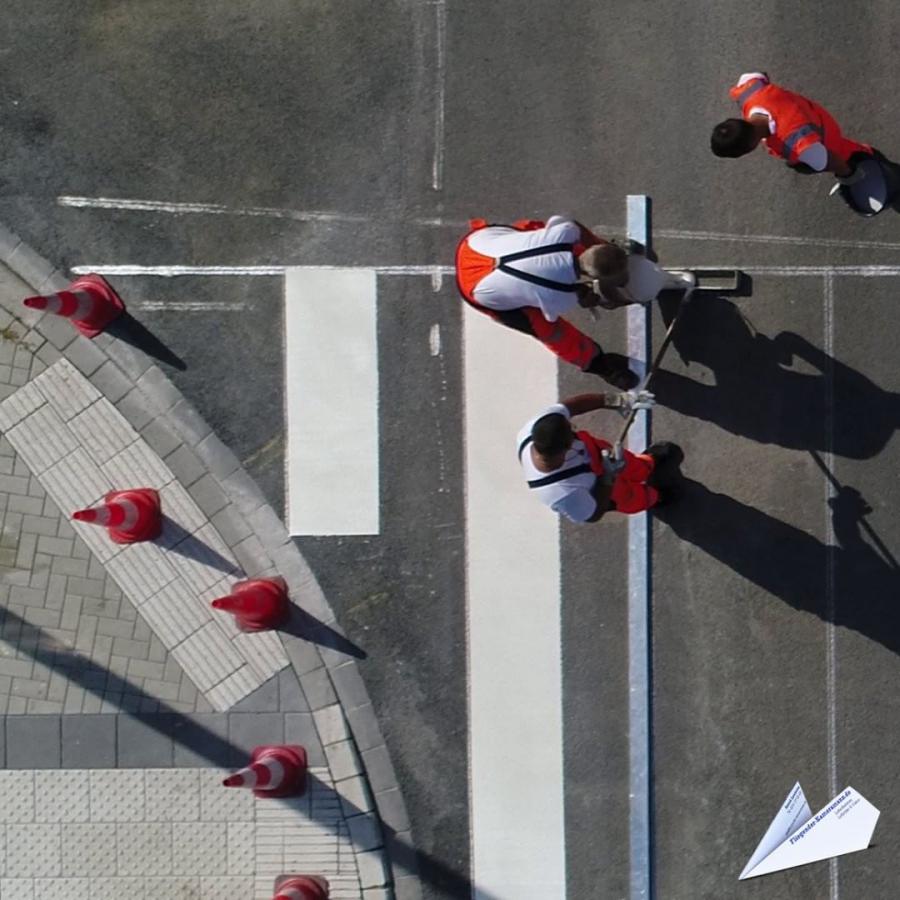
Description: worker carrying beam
xmin=456 ymin=216 xmax=647 ymax=389
xmin=517 ymin=392 xmax=680 ymax=523
xmin=711 ymin=72 xmax=873 ymax=181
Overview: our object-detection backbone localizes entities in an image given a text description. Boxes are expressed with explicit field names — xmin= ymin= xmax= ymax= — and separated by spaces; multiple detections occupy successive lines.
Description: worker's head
xmin=531 ymin=413 xmax=573 ymax=462
xmin=710 ymin=118 xmax=762 ymax=157
xmin=578 ymin=242 xmax=629 ymax=290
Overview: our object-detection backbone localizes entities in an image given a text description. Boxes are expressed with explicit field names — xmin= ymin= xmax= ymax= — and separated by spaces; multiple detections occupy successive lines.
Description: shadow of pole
xmin=105 ymin=311 xmax=187 ymax=371
xmin=0 ymin=605 xmax=488 ymax=896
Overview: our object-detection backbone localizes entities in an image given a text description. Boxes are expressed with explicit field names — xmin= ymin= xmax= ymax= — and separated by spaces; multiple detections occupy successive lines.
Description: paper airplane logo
xmin=739 ymin=783 xmax=879 ymax=879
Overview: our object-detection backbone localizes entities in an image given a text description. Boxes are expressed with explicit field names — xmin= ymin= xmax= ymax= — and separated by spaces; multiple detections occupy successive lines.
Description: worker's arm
xmin=561 ymin=391 xmax=655 ymax=418
xmin=560 ymin=393 xmax=617 ymax=416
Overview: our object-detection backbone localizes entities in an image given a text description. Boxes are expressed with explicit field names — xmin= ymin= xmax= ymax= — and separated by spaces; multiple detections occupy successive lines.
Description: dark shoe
xmin=645 ymin=442 xmax=684 ymax=466
xmin=585 ymin=352 xmax=639 ymax=390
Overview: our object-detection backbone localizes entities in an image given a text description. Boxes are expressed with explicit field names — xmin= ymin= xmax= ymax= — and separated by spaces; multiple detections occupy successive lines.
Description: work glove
xmin=600 ymin=445 xmax=627 ymax=484
xmin=613 ymin=389 xmax=656 ymax=416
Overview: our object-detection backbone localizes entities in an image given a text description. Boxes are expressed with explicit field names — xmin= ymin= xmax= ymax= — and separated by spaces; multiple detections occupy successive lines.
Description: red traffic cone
xmin=210 ymin=577 xmax=290 ymax=631
xmin=273 ymin=875 xmax=330 ymax=900
xmin=223 ymin=745 xmax=308 ymax=798
xmin=23 ymin=273 xmax=124 ymax=338
xmin=72 ymin=488 xmax=162 ymax=544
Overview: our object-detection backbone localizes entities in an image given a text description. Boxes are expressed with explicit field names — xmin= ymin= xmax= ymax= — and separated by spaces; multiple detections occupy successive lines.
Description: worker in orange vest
xmin=518 ymin=392 xmax=681 ymax=522
xmin=711 ymin=72 xmax=873 ymax=179
xmin=455 ymin=216 xmax=643 ymax=389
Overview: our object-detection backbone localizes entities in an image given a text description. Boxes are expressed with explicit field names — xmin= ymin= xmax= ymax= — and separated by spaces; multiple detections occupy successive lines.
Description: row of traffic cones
xmin=32 ymin=282 xmax=335 ymax=898
xmin=71 ymin=489 xmax=290 ymax=630
xmin=225 ymin=745 xmax=329 ymax=899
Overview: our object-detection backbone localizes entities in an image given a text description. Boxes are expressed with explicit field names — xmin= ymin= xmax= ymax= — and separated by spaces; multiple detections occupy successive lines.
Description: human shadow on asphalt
xmin=652 ymin=294 xmax=899 ymax=459
xmin=655 ymin=476 xmax=900 ymax=654
xmin=0 ymin=605 xmax=484 ymax=898
xmin=279 ymin=606 xmax=367 ymax=659
xmin=106 ymin=311 xmax=187 ymax=370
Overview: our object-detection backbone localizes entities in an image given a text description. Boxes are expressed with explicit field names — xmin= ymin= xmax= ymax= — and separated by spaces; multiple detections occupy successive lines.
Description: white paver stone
xmin=324 ymin=740 xmax=362 ymax=782
xmin=202 ymin=876 xmax=256 ymax=900
xmin=35 ymin=771 xmax=90 ymax=823
xmin=61 ymin=823 xmax=117 ymax=876
xmin=89 ymin=770 xmax=145 ymax=822
xmin=89 ymin=877 xmax=142 ymax=900
xmin=116 ymin=822 xmax=172 ymax=876
xmin=0 ymin=824 xmax=4 ymax=875
xmin=69 ymin=398 xmax=139 ymax=463
xmin=144 ymin=769 xmax=201 ymax=823
xmin=232 ymin=630 xmax=289 ymax=683
xmin=33 ymin=879 xmax=93 ymax=900
xmin=356 ymin=849 xmax=389 ymax=889
xmin=143 ymin=876 xmax=200 ymax=899
xmin=0 ymin=879 xmax=35 ymax=900
xmin=172 ymin=821 xmax=227 ymax=875
xmin=6 ymin=405 xmax=78 ymax=474
xmin=139 ymin=580 xmax=210 ymax=649
xmin=205 ymin=665 xmax=261 ymax=711
xmin=158 ymin=480 xmax=208 ymax=542
xmin=313 ymin=704 xmax=351 ymax=747
xmin=43 ymin=449 xmax=113 ymax=525
xmin=0 ymin=381 xmax=45 ymax=431
xmin=104 ymin=542 xmax=179 ymax=604
xmin=168 ymin=521 xmax=239 ymax=595
xmin=200 ymin=770 xmax=255 ymax=822
xmin=103 ymin=440 xmax=175 ymax=491
xmin=6 ymin=824 xmax=61 ymax=877
xmin=34 ymin=359 xmax=102 ymax=420
xmin=227 ymin=822 xmax=256 ymax=875
xmin=172 ymin=621 xmax=245 ymax=692
xmin=0 ymin=771 xmax=35 ymax=823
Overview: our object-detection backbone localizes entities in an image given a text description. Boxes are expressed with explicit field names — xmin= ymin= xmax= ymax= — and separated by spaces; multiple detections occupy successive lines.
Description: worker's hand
xmin=600 ymin=448 xmax=627 ymax=483
xmin=616 ymin=389 xmax=655 ymax=414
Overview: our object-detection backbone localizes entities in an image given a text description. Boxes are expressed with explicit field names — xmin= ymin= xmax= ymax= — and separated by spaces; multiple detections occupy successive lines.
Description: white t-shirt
xmin=517 ymin=403 xmax=598 ymax=523
xmin=469 ymin=216 xmax=582 ymax=321
xmin=737 ymin=72 xmax=828 ymax=171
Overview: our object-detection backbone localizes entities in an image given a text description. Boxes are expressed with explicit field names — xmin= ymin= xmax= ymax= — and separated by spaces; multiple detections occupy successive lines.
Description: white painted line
xmin=61 ymin=196 xmax=900 ymax=251
xmin=463 ymin=304 xmax=564 ymax=899
xmin=134 ymin=301 xmax=248 ymax=311
xmin=626 ymin=195 xmax=652 ymax=900
xmin=428 ymin=323 xmax=441 ymax=356
xmin=284 ymin=268 xmax=379 ymax=536
xmin=71 ymin=264 xmax=456 ymax=277
xmin=823 ymin=272 xmax=840 ymax=900
xmin=58 ymin=195 xmax=463 ymax=228
xmin=432 ymin=0 xmax=447 ymax=191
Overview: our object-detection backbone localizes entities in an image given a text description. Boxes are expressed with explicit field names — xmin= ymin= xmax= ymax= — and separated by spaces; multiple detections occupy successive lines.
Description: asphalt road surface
xmin=3 ymin=2 xmax=900 ymax=897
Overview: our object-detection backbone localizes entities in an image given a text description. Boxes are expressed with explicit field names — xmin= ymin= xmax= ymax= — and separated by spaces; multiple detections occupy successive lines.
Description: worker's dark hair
xmin=579 ymin=242 xmax=628 ymax=280
xmin=531 ymin=413 xmax=572 ymax=457
xmin=710 ymin=118 xmax=757 ymax=158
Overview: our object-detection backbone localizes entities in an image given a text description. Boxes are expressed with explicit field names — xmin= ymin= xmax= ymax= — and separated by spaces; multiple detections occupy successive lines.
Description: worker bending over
xmin=456 ymin=216 xmax=643 ymax=389
xmin=518 ymin=392 xmax=679 ymax=523
xmin=711 ymin=72 xmax=872 ymax=180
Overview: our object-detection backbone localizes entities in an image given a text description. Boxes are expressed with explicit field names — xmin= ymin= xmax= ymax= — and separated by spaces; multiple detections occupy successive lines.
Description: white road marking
xmin=431 ymin=0 xmax=447 ymax=192
xmin=626 ymin=195 xmax=652 ymax=900
xmin=823 ymin=272 xmax=840 ymax=900
xmin=463 ymin=305 xmax=564 ymax=899
xmin=63 ymin=196 xmax=900 ymax=252
xmin=71 ymin=264 xmax=456 ymax=277
xmin=134 ymin=301 xmax=248 ymax=311
xmin=428 ymin=323 xmax=441 ymax=356
xmin=284 ymin=268 xmax=380 ymax=536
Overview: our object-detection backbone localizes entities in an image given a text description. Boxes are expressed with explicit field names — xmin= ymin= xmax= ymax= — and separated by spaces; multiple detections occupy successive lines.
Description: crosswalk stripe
xmin=284 ymin=267 xmax=380 ymax=536
xmin=463 ymin=305 xmax=565 ymax=899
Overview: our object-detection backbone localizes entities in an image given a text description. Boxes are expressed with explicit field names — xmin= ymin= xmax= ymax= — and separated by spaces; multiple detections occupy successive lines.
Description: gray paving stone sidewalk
xmin=0 ymin=238 xmax=419 ymax=900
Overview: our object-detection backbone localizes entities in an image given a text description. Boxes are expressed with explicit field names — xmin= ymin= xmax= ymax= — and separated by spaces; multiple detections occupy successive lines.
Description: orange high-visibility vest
xmin=730 ymin=76 xmax=871 ymax=167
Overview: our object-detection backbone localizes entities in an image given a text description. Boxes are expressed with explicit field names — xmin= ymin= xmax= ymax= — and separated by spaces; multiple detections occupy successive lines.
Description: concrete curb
xmin=0 ymin=224 xmax=422 ymax=900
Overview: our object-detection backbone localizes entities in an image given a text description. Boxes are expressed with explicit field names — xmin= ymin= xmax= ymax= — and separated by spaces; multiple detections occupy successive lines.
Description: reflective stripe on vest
xmin=734 ymin=79 xmax=766 ymax=105
xmin=781 ymin=122 xmax=824 ymax=159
